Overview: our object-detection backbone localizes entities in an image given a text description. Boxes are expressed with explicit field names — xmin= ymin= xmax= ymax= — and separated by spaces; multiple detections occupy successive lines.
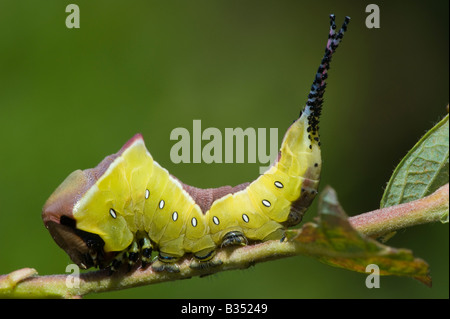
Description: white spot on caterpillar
xmin=109 ymin=208 xmax=117 ymax=219
xmin=172 ymin=211 xmax=178 ymax=221
xmin=213 ymin=216 xmax=220 ymax=225
xmin=242 ymin=214 xmax=249 ymax=223
xmin=159 ymin=200 xmax=165 ymax=209
xmin=262 ymin=199 xmax=271 ymax=207
xmin=145 ymin=189 xmax=150 ymax=199
xmin=191 ymin=217 xmax=197 ymax=227
xmin=274 ymin=181 xmax=284 ymax=188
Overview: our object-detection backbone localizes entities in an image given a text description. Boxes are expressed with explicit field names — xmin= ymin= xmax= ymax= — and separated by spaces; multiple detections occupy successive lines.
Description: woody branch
xmin=0 ymin=183 xmax=447 ymax=298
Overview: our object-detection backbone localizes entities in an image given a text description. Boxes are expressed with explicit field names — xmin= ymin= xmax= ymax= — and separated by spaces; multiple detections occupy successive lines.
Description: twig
xmin=349 ymin=183 xmax=449 ymax=237
xmin=0 ymin=183 xmax=447 ymax=298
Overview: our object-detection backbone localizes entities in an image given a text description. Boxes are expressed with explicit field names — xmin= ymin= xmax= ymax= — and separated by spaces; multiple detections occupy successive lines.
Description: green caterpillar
xmin=42 ymin=15 xmax=350 ymax=273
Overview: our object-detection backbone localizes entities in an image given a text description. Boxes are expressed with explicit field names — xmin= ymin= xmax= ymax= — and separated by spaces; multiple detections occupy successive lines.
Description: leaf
xmin=293 ymin=186 xmax=431 ymax=286
xmin=381 ymin=114 xmax=449 ymax=211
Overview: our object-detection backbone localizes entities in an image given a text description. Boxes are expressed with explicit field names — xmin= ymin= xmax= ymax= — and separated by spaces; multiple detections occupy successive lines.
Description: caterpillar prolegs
xmin=42 ymin=15 xmax=350 ymax=273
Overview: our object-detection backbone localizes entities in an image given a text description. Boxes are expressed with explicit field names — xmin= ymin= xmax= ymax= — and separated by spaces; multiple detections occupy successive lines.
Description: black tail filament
xmin=302 ymin=15 xmax=350 ymax=138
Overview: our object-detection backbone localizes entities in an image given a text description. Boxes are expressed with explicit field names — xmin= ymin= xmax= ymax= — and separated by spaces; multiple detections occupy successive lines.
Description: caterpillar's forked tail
xmin=301 ymin=15 xmax=350 ymax=136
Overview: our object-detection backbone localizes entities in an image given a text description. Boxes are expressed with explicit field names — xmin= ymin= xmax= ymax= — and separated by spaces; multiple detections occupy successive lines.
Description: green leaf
xmin=381 ymin=114 xmax=449 ymax=209
xmin=293 ymin=186 xmax=431 ymax=286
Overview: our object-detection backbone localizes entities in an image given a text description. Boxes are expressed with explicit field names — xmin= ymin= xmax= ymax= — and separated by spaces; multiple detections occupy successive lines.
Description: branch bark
xmin=0 ymin=183 xmax=448 ymax=298
xmin=349 ymin=183 xmax=448 ymax=238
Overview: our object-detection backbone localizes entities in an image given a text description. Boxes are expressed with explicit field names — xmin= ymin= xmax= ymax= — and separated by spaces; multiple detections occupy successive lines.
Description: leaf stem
xmin=349 ymin=183 xmax=448 ymax=237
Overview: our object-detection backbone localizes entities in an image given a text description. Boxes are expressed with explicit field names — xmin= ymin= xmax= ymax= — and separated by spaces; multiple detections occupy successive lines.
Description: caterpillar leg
xmin=126 ymin=240 xmax=140 ymax=272
xmin=189 ymin=249 xmax=222 ymax=270
xmin=108 ymin=250 xmax=127 ymax=274
xmin=221 ymin=231 xmax=248 ymax=247
xmin=190 ymin=231 xmax=248 ymax=270
xmin=151 ymin=252 xmax=180 ymax=273
xmin=107 ymin=240 xmax=142 ymax=274
xmin=138 ymin=234 xmax=153 ymax=268
xmin=106 ymin=232 xmax=154 ymax=273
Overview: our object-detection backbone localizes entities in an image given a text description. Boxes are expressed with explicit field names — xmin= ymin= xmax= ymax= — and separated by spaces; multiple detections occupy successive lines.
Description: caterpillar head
xmin=43 ymin=170 xmax=106 ymax=269
xmin=41 ymin=143 xmax=131 ymax=269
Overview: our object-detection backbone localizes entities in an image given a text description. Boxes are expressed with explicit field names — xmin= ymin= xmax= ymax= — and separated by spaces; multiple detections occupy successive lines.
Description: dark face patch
xmin=45 ymin=216 xmax=111 ymax=269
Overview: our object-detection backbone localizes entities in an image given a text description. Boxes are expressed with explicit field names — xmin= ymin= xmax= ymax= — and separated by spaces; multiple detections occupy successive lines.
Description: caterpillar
xmin=42 ymin=15 xmax=350 ymax=273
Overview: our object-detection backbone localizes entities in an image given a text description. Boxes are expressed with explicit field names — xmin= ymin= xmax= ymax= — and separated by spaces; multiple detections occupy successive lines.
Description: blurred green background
xmin=0 ymin=0 xmax=448 ymax=298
